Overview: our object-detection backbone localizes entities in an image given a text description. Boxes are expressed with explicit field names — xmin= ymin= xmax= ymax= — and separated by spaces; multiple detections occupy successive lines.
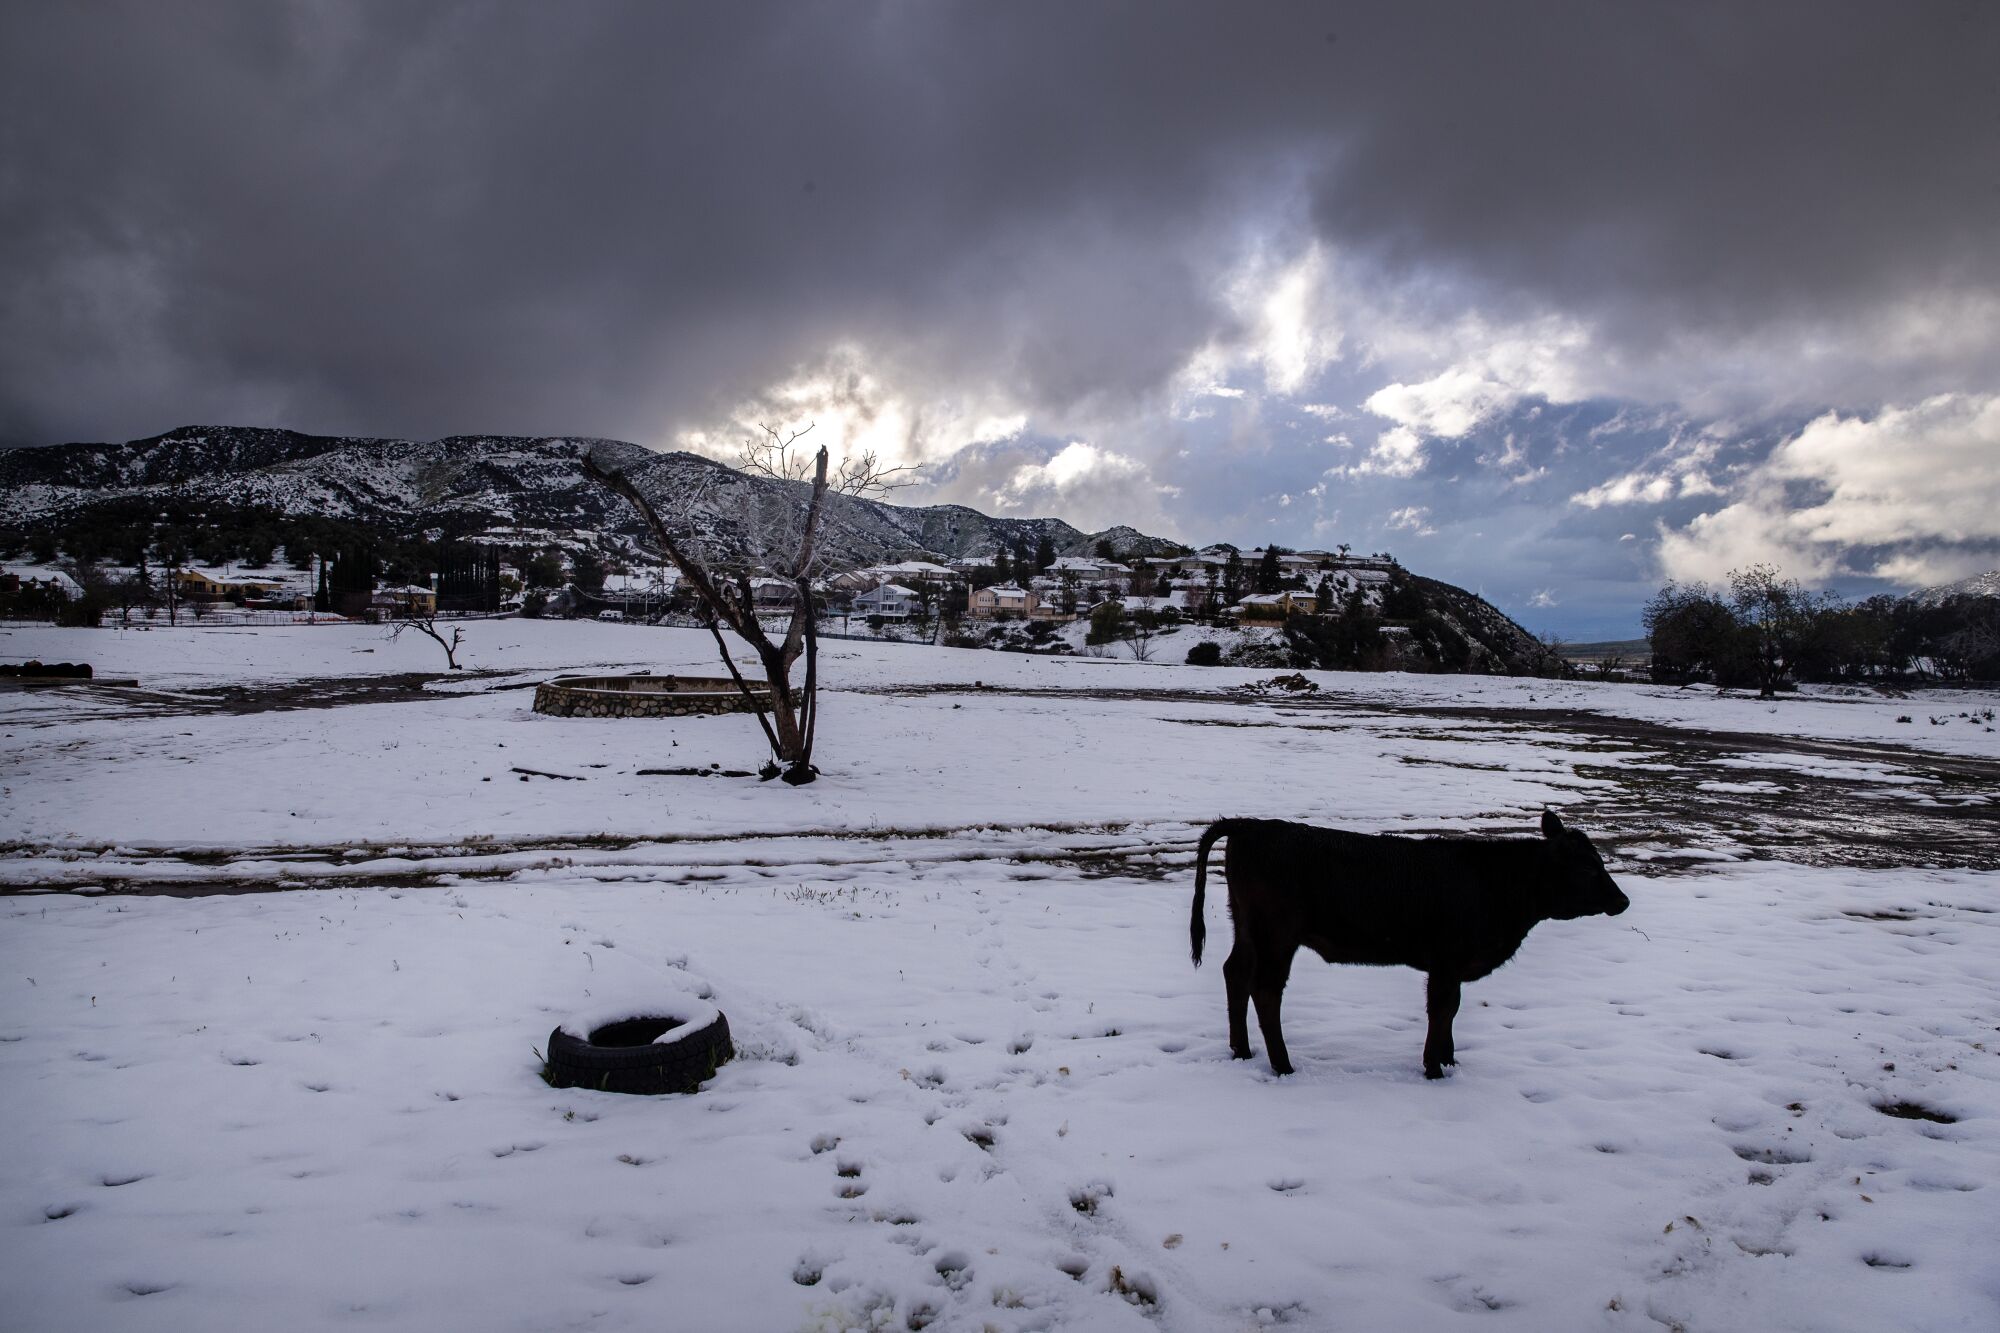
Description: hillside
xmin=1912 ymin=570 xmax=2000 ymax=605
xmin=2 ymin=423 xmax=1568 ymax=672
xmin=0 ymin=425 xmax=1176 ymax=567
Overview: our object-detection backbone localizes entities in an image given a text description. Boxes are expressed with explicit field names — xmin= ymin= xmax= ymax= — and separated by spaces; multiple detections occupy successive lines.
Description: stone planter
xmin=531 ymin=673 xmax=772 ymax=719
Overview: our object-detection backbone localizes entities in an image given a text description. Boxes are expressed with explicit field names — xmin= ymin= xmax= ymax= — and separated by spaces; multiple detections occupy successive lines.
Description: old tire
xmin=544 ymin=1010 xmax=734 ymax=1095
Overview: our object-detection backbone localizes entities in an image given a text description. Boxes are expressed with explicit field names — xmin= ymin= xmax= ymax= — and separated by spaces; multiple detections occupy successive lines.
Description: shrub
xmin=1186 ymin=640 xmax=1222 ymax=666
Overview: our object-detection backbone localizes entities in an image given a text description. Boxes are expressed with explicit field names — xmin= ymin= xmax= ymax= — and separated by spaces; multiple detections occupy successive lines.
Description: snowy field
xmin=2 ymin=620 xmax=1997 ymax=1332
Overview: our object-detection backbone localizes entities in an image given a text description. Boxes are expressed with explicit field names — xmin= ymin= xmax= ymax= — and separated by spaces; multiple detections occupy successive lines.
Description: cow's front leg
xmin=1222 ymin=942 xmax=1254 ymax=1060
xmin=1423 ymin=972 xmax=1461 ymax=1079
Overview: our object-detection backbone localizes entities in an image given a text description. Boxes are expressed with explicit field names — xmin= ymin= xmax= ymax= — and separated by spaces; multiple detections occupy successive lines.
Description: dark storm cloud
xmin=3 ymin=0 xmax=1995 ymax=449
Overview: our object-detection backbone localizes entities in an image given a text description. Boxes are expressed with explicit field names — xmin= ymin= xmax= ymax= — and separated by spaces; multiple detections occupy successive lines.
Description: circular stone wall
xmin=532 ymin=674 xmax=772 ymax=719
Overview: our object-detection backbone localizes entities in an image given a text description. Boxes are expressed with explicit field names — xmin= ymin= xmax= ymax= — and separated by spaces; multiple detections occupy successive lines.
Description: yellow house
xmin=1235 ymin=590 xmax=1319 ymax=622
xmin=176 ymin=568 xmax=288 ymax=601
xmin=967 ymin=583 xmax=1039 ymax=620
xmin=371 ymin=584 xmax=439 ymax=616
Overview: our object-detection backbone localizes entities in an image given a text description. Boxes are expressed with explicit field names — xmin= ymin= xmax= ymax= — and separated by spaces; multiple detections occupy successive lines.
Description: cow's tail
xmin=1191 ymin=820 xmax=1242 ymax=967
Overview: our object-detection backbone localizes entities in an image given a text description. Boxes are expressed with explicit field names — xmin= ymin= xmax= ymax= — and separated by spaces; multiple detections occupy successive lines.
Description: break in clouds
xmin=3 ymin=2 xmax=1997 ymax=634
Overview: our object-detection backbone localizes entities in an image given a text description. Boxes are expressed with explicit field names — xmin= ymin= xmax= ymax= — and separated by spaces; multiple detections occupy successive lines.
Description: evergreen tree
xmin=1222 ymin=551 xmax=1245 ymax=605
xmin=1256 ymin=547 xmax=1282 ymax=594
xmin=570 ymin=549 xmax=607 ymax=594
xmin=1033 ymin=534 xmax=1055 ymax=573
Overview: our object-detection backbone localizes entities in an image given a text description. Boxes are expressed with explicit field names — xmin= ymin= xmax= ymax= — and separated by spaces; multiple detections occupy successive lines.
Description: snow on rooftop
xmin=1 ymin=564 xmax=84 ymax=595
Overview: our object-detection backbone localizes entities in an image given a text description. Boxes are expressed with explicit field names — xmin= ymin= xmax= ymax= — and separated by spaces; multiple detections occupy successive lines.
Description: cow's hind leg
xmin=1251 ymin=944 xmax=1298 ymax=1076
xmin=1222 ymin=940 xmax=1254 ymax=1060
xmin=1423 ymin=973 xmax=1461 ymax=1080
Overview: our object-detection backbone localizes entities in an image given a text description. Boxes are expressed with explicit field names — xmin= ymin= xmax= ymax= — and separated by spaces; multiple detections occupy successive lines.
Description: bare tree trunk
xmin=586 ymin=449 xmax=825 ymax=784
xmin=584 ymin=428 xmax=914 ymax=785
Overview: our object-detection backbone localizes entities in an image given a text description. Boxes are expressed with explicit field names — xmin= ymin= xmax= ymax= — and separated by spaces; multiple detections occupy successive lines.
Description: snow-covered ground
xmin=2 ymin=620 xmax=1996 ymax=1332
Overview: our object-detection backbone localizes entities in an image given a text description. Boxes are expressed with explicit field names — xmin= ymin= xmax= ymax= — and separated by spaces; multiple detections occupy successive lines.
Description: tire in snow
xmin=543 ymin=1009 xmax=733 ymax=1095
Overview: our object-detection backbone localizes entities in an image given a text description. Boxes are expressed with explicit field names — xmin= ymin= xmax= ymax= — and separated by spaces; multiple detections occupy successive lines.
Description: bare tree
xmin=585 ymin=424 xmax=912 ymax=785
xmin=160 ymin=560 xmax=183 ymax=625
xmin=1122 ymin=607 xmax=1160 ymax=661
xmin=390 ymin=614 xmax=466 ymax=669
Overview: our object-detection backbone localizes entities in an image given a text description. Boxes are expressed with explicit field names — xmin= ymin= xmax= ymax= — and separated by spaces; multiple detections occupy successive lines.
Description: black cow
xmin=1190 ymin=812 xmax=1629 ymax=1078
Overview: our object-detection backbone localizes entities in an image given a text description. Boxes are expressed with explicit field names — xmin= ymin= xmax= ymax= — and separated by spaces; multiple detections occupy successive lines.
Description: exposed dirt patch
xmin=1876 ymin=1101 xmax=1957 ymax=1124
xmin=880 ymin=682 xmax=2000 ymax=873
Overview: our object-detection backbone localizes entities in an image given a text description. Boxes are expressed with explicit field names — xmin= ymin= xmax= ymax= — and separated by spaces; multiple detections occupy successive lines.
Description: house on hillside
xmin=853 ymin=583 xmax=919 ymax=619
xmin=1 ymin=566 xmax=83 ymax=599
xmin=864 ymin=560 xmax=959 ymax=586
xmin=820 ymin=569 xmax=879 ymax=595
xmin=1047 ymin=555 xmax=1133 ymax=595
xmin=371 ymin=584 xmax=438 ymax=617
xmin=967 ymin=583 xmax=1039 ymax=619
xmin=177 ymin=568 xmax=290 ymax=603
xmin=1234 ymin=589 xmax=1320 ymax=622
xmin=749 ymin=578 xmax=799 ymax=612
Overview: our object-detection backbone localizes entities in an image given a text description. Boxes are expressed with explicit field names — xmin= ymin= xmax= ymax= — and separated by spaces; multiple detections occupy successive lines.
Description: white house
xmin=861 ymin=560 xmax=959 ymax=586
xmin=852 ymin=583 xmax=920 ymax=618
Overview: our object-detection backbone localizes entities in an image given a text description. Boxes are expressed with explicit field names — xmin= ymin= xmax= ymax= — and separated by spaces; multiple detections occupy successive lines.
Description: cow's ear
xmin=1541 ymin=809 xmax=1565 ymax=839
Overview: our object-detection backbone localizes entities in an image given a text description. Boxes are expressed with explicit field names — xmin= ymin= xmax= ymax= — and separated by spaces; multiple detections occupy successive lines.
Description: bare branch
xmin=737 ymin=421 xmax=819 ymax=483
xmin=582 ymin=452 xmax=776 ymax=658
xmin=831 ymin=448 xmax=919 ymax=497
xmin=389 ymin=615 xmax=465 ymax=670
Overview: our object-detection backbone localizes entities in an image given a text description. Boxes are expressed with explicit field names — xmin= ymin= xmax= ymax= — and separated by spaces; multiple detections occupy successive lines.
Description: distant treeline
xmin=0 ymin=500 xmax=491 ymax=586
xmin=0 ymin=501 xmax=591 ymax=595
xmin=1644 ymin=564 xmax=1999 ymax=692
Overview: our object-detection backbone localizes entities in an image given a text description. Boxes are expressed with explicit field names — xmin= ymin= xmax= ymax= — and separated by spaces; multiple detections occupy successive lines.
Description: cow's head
xmin=1539 ymin=809 xmax=1630 ymax=919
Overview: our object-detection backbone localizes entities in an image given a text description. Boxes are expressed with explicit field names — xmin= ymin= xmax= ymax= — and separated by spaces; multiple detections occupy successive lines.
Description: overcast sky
xmin=4 ymin=2 xmax=1997 ymax=635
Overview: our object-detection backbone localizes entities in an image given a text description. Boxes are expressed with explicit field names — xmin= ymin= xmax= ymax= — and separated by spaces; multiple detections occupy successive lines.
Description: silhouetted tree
xmin=1256 ymin=547 xmax=1283 ymax=594
xmin=586 ymin=424 xmax=912 ymax=784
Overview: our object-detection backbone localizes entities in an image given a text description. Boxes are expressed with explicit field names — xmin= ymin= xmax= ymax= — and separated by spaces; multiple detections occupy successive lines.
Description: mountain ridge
xmin=0 ymin=424 xmax=1177 ymax=566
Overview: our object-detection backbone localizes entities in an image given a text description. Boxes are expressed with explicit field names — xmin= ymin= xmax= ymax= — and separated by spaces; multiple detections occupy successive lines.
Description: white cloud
xmin=1654 ymin=502 xmax=1837 ymax=585
xmin=993 ymin=439 xmax=1145 ymax=512
xmin=1657 ymin=393 xmax=2000 ymax=586
xmin=679 ymin=342 xmax=1029 ymax=472
xmin=1528 ymin=588 xmax=1558 ymax=609
xmin=1250 ymin=244 xmax=1340 ymax=396
xmin=1169 ymin=238 xmax=1345 ymax=411
xmin=1348 ymin=313 xmax=1592 ymax=476
xmin=1364 ymin=368 xmax=1515 ymax=440
xmin=1572 ymin=472 xmax=1679 ymax=508
xmin=1336 ymin=424 xmax=1427 ymax=478
xmin=1569 ymin=429 xmax=1728 ymax=509
xmin=1384 ymin=505 xmax=1436 ymax=536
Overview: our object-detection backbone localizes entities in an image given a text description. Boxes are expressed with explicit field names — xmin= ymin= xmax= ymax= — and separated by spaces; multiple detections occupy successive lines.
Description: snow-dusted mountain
xmin=0 ymin=425 xmax=1179 ymax=565
xmin=1 ymin=424 xmax=1576 ymax=672
xmin=1911 ymin=570 xmax=2000 ymax=604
